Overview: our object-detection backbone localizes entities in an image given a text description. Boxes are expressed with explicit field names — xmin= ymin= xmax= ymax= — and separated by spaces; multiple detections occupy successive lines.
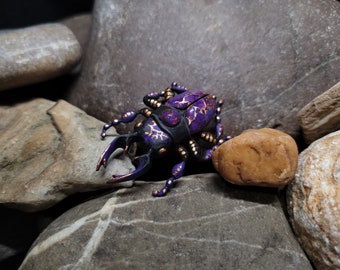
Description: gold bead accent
xmin=158 ymin=148 xmax=167 ymax=155
xmin=135 ymin=122 xmax=142 ymax=128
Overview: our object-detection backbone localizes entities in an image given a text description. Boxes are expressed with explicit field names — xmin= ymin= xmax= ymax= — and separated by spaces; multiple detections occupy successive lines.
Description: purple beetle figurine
xmin=96 ymin=82 xmax=228 ymax=196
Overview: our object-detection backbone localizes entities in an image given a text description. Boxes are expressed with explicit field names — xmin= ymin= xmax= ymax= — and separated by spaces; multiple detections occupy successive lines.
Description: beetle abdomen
xmin=166 ymin=90 xmax=206 ymax=109
xmin=185 ymin=95 xmax=217 ymax=134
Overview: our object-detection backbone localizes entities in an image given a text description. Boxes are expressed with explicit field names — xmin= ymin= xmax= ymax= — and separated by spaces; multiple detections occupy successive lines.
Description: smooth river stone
xmin=287 ymin=130 xmax=340 ymax=270
xmin=19 ymin=173 xmax=312 ymax=270
xmin=0 ymin=23 xmax=81 ymax=91
xmin=212 ymin=128 xmax=298 ymax=187
xmin=298 ymin=81 xmax=340 ymax=144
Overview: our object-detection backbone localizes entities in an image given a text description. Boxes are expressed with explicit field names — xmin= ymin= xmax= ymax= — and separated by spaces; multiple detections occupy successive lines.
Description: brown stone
xmin=212 ymin=128 xmax=298 ymax=187
xmin=0 ymin=23 xmax=82 ymax=91
xmin=298 ymin=81 xmax=340 ymax=144
xmin=0 ymin=99 xmax=134 ymax=212
xmin=287 ymin=130 xmax=340 ymax=270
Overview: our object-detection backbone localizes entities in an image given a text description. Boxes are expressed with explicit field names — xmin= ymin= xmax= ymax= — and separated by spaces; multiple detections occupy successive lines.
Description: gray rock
xmin=19 ymin=174 xmax=312 ymax=270
xmin=0 ymin=99 xmax=134 ymax=212
xmin=67 ymin=0 xmax=340 ymax=138
xmin=287 ymin=130 xmax=340 ymax=270
xmin=0 ymin=23 xmax=81 ymax=91
xmin=298 ymin=81 xmax=340 ymax=144
xmin=61 ymin=14 xmax=92 ymax=57
xmin=0 ymin=244 xmax=16 ymax=262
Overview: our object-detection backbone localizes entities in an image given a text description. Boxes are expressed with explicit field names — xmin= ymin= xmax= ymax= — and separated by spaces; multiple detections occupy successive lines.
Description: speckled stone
xmin=212 ymin=128 xmax=298 ymax=187
xmin=0 ymin=23 xmax=81 ymax=91
xmin=298 ymin=81 xmax=340 ymax=144
xmin=287 ymin=130 xmax=340 ymax=269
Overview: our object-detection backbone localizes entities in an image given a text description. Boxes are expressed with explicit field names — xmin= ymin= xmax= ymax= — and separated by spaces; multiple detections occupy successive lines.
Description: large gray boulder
xmin=20 ymin=174 xmax=312 ymax=270
xmin=67 ymin=0 xmax=340 ymax=138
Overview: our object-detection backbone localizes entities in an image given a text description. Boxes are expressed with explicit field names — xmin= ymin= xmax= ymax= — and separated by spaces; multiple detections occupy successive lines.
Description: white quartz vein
xmin=71 ymin=197 xmax=117 ymax=269
xmin=119 ymin=204 xmax=267 ymax=226
xmin=134 ymin=227 xmax=307 ymax=261
xmin=19 ymin=187 xmax=199 ymax=266
xmin=20 ymin=196 xmax=117 ymax=268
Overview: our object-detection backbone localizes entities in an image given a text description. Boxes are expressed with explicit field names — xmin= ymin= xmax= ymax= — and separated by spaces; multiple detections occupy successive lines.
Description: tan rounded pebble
xmin=0 ymin=23 xmax=81 ymax=91
xmin=298 ymin=81 xmax=340 ymax=144
xmin=212 ymin=128 xmax=298 ymax=187
xmin=287 ymin=130 xmax=340 ymax=270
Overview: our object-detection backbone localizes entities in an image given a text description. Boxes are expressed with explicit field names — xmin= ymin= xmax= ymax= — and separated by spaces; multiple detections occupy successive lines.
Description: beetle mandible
xmin=96 ymin=82 xmax=228 ymax=196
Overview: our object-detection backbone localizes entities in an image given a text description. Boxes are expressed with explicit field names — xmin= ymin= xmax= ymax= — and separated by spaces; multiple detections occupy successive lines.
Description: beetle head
xmin=96 ymin=133 xmax=154 ymax=183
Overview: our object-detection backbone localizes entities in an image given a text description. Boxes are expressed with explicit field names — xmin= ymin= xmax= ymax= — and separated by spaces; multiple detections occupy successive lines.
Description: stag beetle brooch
xmin=96 ymin=82 xmax=228 ymax=197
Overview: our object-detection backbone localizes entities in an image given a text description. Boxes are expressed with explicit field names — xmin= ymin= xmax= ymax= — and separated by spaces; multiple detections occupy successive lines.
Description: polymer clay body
xmin=96 ymin=82 xmax=227 ymax=196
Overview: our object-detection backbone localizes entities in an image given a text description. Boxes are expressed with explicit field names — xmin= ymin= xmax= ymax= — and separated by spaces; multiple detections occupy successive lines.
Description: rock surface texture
xmin=212 ymin=128 xmax=298 ymax=187
xmin=287 ymin=130 xmax=340 ymax=269
xmin=19 ymin=174 xmax=312 ymax=270
xmin=0 ymin=23 xmax=81 ymax=91
xmin=298 ymin=81 xmax=340 ymax=144
xmin=67 ymin=0 xmax=340 ymax=138
xmin=61 ymin=14 xmax=92 ymax=54
xmin=0 ymin=99 xmax=134 ymax=212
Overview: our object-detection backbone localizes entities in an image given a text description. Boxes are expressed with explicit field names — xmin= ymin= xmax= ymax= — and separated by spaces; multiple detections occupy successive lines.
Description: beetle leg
xmin=143 ymin=89 xmax=174 ymax=108
xmin=143 ymin=82 xmax=188 ymax=109
xmin=214 ymin=99 xmax=231 ymax=145
xmin=101 ymin=108 xmax=151 ymax=137
xmin=143 ymin=92 xmax=164 ymax=109
xmin=152 ymin=146 xmax=188 ymax=197
xmin=170 ymin=82 xmax=188 ymax=93
xmin=188 ymin=139 xmax=214 ymax=161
